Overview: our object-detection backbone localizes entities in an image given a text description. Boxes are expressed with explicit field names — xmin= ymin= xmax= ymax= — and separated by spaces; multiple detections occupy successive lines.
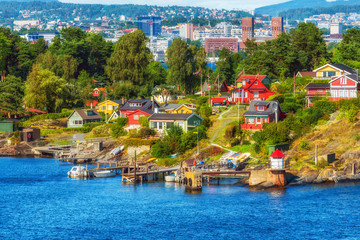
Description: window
xmin=181 ymin=110 xmax=184 ymax=113
xmin=255 ymin=81 xmax=258 ymax=85
xmin=108 ymin=105 xmax=112 ymax=110
xmin=331 ymin=90 xmax=338 ymax=98
xmin=264 ymin=118 xmax=268 ymax=123
xmin=258 ymin=106 xmax=264 ymax=111
xmin=340 ymin=77 xmax=347 ymax=85
xmin=101 ymin=106 xmax=106 ymax=110
xmin=133 ymin=114 xmax=139 ymax=120
xmin=317 ymin=90 xmax=323 ymax=94
xmin=113 ymin=106 xmax=117 ymax=110
xmin=322 ymin=71 xmax=336 ymax=77
xmin=253 ymin=91 xmax=259 ymax=98
xmin=178 ymin=122 xmax=184 ymax=129
xmin=159 ymin=122 xmax=163 ymax=129
xmin=152 ymin=122 xmax=157 ymax=128
xmin=256 ymin=117 xmax=261 ymax=124
xmin=139 ymin=114 xmax=145 ymax=118
xmin=248 ymin=118 xmax=254 ymax=124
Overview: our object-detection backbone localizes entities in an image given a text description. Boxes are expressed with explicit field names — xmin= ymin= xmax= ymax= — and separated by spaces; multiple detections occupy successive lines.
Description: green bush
xmin=347 ymin=109 xmax=357 ymax=123
xmin=139 ymin=116 xmax=149 ymax=127
xmin=116 ymin=117 xmax=128 ymax=128
xmin=151 ymin=141 xmax=172 ymax=158
xmin=300 ymin=140 xmax=310 ymax=150
xmin=139 ymin=127 xmax=156 ymax=138
xmin=124 ymin=138 xmax=157 ymax=147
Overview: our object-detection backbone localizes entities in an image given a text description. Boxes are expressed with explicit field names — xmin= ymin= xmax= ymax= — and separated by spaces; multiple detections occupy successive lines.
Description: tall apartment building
xmin=271 ymin=17 xmax=283 ymax=38
xmin=205 ymin=38 xmax=239 ymax=54
xmin=242 ymin=17 xmax=254 ymax=41
xmin=137 ymin=16 xmax=162 ymax=36
xmin=179 ymin=23 xmax=194 ymax=41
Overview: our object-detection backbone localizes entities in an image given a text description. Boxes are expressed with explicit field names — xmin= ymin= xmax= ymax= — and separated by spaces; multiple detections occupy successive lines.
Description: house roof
xmin=331 ymin=63 xmax=357 ymax=75
xmin=0 ymin=119 xmax=21 ymax=123
xmin=244 ymin=100 xmax=283 ymax=117
xmin=120 ymin=99 xmax=158 ymax=114
xmin=69 ymin=109 xmax=102 ymax=120
xmin=270 ymin=149 xmax=285 ymax=158
xmin=329 ymin=74 xmax=359 ymax=84
xmin=149 ymin=113 xmax=193 ymax=121
xmin=127 ymin=109 xmax=151 ymax=116
xmin=159 ymin=103 xmax=182 ymax=111
xmin=236 ymin=75 xmax=267 ymax=82
xmin=98 ymin=99 xmax=124 ymax=106
xmin=297 ymin=72 xmax=316 ymax=77
xmin=304 ymin=83 xmax=330 ymax=89
xmin=25 ymin=108 xmax=47 ymax=114
xmin=149 ymin=113 xmax=203 ymax=121
xmin=313 ymin=63 xmax=357 ymax=75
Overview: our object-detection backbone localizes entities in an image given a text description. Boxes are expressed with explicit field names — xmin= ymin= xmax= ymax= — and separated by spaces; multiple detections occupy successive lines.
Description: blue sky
xmin=59 ymin=0 xmax=290 ymax=10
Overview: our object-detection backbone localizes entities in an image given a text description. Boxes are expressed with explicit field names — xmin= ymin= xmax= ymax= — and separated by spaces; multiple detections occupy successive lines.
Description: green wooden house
xmin=148 ymin=113 xmax=203 ymax=133
xmin=67 ymin=109 xmax=102 ymax=128
xmin=0 ymin=119 xmax=20 ymax=132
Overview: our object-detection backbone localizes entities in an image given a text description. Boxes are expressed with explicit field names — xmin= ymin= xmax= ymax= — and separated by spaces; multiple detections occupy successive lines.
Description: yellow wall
xmin=98 ymin=100 xmax=119 ymax=115
xmin=315 ymin=66 xmax=341 ymax=77
xmin=171 ymin=105 xmax=194 ymax=114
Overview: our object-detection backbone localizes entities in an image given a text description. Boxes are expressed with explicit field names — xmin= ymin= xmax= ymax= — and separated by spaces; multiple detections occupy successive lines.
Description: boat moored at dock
xmin=93 ymin=170 xmax=116 ymax=178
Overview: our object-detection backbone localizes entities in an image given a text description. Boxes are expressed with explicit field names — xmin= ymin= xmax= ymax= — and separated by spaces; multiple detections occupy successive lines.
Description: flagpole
xmin=208 ymin=75 xmax=211 ymax=107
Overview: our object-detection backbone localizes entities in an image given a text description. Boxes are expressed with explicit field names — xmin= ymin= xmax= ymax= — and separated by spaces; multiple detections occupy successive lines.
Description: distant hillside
xmin=255 ymin=0 xmax=360 ymax=16
xmin=279 ymin=4 xmax=360 ymax=20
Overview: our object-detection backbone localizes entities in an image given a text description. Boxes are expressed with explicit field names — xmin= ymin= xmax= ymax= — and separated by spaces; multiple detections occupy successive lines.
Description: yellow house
xmin=159 ymin=103 xmax=196 ymax=114
xmin=313 ymin=63 xmax=357 ymax=79
xmin=97 ymin=100 xmax=124 ymax=115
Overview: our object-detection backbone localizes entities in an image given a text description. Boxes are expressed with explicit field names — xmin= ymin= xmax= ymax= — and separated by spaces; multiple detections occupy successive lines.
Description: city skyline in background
xmin=59 ymin=0 xmax=290 ymax=10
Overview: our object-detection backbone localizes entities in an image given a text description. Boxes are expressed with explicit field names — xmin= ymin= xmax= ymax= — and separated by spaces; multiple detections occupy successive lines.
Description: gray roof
xmin=305 ymin=83 xmax=330 ymax=89
xmin=330 ymin=63 xmax=357 ymax=75
xmin=244 ymin=100 xmax=281 ymax=117
xmin=71 ymin=109 xmax=102 ymax=120
xmin=112 ymin=99 xmax=124 ymax=105
xmin=159 ymin=103 xmax=182 ymax=111
xmin=149 ymin=113 xmax=194 ymax=121
xmin=119 ymin=99 xmax=159 ymax=114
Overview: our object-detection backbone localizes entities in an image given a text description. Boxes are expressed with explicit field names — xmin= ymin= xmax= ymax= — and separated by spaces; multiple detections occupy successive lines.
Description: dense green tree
xmin=0 ymin=32 xmax=11 ymax=77
xmin=146 ymin=61 xmax=167 ymax=87
xmin=0 ymin=75 xmax=24 ymax=115
xmin=105 ymin=30 xmax=152 ymax=96
xmin=333 ymin=28 xmax=360 ymax=68
xmin=24 ymin=65 xmax=68 ymax=113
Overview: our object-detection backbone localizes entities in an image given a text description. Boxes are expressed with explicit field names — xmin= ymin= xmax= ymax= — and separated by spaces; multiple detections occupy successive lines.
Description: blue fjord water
xmin=1 ymin=157 xmax=360 ymax=239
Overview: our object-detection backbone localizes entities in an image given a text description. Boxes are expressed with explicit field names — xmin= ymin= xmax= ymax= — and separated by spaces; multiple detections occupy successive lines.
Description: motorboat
xmin=165 ymin=174 xmax=176 ymax=182
xmin=93 ymin=170 xmax=116 ymax=178
xmin=67 ymin=165 xmax=89 ymax=178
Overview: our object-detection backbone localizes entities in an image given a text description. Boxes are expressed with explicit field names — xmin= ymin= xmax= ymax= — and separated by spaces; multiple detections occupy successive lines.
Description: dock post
xmin=146 ymin=166 xmax=149 ymax=182
xmin=134 ymin=151 xmax=137 ymax=183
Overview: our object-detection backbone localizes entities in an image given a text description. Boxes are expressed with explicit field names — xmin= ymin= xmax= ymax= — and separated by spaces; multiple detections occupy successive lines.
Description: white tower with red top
xmin=270 ymin=149 xmax=285 ymax=169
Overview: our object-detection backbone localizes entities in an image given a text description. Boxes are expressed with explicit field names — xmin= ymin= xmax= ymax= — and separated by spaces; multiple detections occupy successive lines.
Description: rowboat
xmin=93 ymin=170 xmax=116 ymax=178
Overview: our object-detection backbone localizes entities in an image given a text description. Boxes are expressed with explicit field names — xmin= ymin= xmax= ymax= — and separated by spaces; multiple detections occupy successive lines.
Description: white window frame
xmin=253 ymin=91 xmax=259 ymax=98
xmin=133 ymin=114 xmax=139 ymax=120
xmin=256 ymin=117 xmax=261 ymax=124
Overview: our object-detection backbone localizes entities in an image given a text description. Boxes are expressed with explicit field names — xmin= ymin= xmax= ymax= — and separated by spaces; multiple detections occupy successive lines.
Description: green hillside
xmin=255 ymin=0 xmax=360 ymax=16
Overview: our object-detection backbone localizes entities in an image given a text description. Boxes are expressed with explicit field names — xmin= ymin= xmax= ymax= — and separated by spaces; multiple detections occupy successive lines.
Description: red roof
xmin=211 ymin=97 xmax=227 ymax=103
xmin=237 ymin=75 xmax=267 ymax=82
xmin=25 ymin=108 xmax=46 ymax=114
xmin=270 ymin=149 xmax=285 ymax=158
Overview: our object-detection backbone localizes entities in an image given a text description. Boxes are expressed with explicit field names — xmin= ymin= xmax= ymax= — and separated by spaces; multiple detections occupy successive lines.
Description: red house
xmin=127 ymin=109 xmax=152 ymax=128
xmin=110 ymin=99 xmax=160 ymax=128
xmin=304 ymin=83 xmax=330 ymax=107
xmin=241 ymin=100 xmax=286 ymax=130
xmin=305 ymin=74 xmax=359 ymax=107
xmin=328 ymin=74 xmax=359 ymax=101
xmin=230 ymin=75 xmax=273 ymax=103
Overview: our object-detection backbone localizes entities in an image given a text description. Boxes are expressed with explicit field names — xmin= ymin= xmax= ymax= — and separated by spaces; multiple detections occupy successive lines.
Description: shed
xmin=22 ymin=128 xmax=41 ymax=142
xmin=0 ymin=119 xmax=20 ymax=132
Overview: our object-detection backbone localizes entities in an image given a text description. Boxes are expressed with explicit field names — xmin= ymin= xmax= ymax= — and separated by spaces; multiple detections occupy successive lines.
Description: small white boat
xmin=165 ymin=174 xmax=176 ymax=182
xmin=94 ymin=170 xmax=116 ymax=178
xmin=68 ymin=165 xmax=89 ymax=178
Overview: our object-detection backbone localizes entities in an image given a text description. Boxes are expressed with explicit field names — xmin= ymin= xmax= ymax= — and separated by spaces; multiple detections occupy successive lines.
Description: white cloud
xmin=59 ymin=0 xmax=290 ymax=10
